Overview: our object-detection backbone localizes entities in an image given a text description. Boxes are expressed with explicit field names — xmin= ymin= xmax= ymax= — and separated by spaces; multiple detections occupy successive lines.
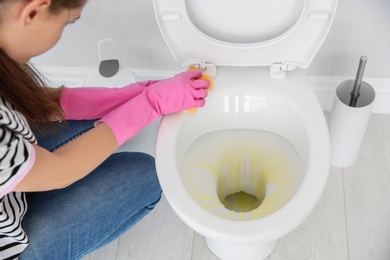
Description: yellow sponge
xmin=187 ymin=66 xmax=214 ymax=115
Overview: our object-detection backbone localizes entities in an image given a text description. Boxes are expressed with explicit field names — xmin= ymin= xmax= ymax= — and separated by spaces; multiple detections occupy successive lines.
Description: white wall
xmin=34 ymin=0 xmax=176 ymax=72
xmin=33 ymin=0 xmax=390 ymax=78
xmin=309 ymin=0 xmax=390 ymax=77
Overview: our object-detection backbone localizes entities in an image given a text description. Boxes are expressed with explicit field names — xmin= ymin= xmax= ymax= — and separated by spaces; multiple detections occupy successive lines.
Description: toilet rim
xmin=155 ymin=68 xmax=331 ymax=244
xmin=156 ymin=104 xmax=330 ymax=244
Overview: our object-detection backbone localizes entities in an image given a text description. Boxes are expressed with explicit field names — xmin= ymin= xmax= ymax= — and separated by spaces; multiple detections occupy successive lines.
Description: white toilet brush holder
xmin=330 ymin=57 xmax=375 ymax=167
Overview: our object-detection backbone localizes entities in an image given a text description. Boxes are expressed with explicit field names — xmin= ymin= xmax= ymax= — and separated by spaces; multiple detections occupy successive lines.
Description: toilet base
xmin=205 ymin=237 xmax=278 ymax=260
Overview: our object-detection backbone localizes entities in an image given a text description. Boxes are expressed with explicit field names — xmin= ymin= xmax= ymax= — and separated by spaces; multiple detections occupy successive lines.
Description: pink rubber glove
xmin=60 ymin=80 xmax=159 ymax=120
xmin=98 ymin=70 xmax=210 ymax=147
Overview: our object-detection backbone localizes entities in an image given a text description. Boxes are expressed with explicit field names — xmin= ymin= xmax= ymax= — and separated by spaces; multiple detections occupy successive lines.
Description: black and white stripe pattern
xmin=0 ymin=193 xmax=28 ymax=260
xmin=0 ymin=97 xmax=35 ymax=143
xmin=0 ymin=98 xmax=36 ymax=259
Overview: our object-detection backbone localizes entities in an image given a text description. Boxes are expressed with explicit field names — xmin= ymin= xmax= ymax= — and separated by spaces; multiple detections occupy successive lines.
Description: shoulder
xmin=0 ymin=97 xmax=36 ymax=144
xmin=0 ymin=97 xmax=36 ymax=196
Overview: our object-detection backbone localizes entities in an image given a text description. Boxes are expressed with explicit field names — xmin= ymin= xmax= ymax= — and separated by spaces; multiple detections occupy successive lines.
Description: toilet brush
xmin=349 ymin=56 xmax=368 ymax=107
xmin=330 ymin=55 xmax=375 ymax=167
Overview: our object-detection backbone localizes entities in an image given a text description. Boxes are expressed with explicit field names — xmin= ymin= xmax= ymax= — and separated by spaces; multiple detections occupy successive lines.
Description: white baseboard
xmin=38 ymin=66 xmax=390 ymax=114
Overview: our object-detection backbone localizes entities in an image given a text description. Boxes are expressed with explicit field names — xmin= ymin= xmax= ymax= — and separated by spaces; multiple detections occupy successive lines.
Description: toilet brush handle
xmin=349 ymin=56 xmax=367 ymax=107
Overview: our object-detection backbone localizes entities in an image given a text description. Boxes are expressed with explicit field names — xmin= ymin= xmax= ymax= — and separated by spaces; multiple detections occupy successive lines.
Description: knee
xmin=114 ymin=152 xmax=162 ymax=203
xmin=137 ymin=153 xmax=162 ymax=194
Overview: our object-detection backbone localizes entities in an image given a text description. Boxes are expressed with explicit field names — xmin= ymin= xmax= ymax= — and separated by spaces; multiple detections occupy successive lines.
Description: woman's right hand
xmin=144 ymin=70 xmax=210 ymax=115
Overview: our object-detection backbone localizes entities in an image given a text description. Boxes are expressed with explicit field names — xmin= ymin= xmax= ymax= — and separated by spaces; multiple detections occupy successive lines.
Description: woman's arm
xmin=13 ymin=70 xmax=209 ymax=192
xmin=13 ymin=123 xmax=117 ymax=192
xmin=60 ymin=80 xmax=159 ymax=120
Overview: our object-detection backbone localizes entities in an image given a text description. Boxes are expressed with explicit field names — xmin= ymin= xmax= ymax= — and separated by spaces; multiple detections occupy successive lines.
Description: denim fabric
xmin=20 ymin=120 xmax=162 ymax=260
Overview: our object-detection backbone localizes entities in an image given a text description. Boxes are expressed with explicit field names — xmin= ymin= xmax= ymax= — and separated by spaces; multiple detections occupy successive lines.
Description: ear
xmin=19 ymin=0 xmax=52 ymax=26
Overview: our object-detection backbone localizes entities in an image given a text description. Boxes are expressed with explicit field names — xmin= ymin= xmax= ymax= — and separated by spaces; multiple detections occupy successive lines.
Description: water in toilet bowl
xmin=181 ymin=129 xmax=304 ymax=221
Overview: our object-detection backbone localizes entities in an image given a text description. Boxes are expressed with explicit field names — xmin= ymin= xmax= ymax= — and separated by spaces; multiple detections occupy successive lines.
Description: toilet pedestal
xmin=205 ymin=237 xmax=278 ymax=260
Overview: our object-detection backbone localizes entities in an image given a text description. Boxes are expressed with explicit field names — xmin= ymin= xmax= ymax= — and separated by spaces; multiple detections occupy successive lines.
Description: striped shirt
xmin=0 ymin=97 xmax=36 ymax=259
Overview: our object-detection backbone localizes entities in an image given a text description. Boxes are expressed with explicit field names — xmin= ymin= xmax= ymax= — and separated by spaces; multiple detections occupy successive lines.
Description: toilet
xmin=153 ymin=1 xmax=337 ymax=259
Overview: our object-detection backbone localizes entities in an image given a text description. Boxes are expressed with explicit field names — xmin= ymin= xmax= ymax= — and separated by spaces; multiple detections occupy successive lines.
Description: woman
xmin=0 ymin=0 xmax=210 ymax=259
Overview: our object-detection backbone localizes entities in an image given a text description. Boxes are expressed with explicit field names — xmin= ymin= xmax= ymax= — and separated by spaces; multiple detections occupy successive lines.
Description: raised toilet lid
xmin=153 ymin=0 xmax=338 ymax=71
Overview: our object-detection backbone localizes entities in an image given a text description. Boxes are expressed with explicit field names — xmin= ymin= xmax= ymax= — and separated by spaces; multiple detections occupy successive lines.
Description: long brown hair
xmin=0 ymin=0 xmax=87 ymax=131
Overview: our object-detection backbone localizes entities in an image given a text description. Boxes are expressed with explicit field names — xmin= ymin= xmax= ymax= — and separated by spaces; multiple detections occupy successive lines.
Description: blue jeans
xmin=19 ymin=120 xmax=162 ymax=260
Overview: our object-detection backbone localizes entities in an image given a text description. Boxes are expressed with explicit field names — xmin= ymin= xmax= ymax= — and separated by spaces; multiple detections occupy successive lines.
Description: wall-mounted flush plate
xmin=98 ymin=39 xmax=120 ymax=78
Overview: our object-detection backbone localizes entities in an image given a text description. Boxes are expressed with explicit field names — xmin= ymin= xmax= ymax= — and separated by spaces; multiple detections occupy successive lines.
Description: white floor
xmin=84 ymin=114 xmax=390 ymax=260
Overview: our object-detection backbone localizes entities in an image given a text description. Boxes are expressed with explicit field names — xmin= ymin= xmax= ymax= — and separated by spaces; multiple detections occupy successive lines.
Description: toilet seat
xmin=153 ymin=0 xmax=337 ymax=71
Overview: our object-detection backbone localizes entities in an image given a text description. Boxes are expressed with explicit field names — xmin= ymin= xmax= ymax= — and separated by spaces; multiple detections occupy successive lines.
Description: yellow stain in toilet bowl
xmin=181 ymin=129 xmax=303 ymax=221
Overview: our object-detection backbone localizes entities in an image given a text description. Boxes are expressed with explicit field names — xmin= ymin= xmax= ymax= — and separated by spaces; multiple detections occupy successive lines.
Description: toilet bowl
xmin=153 ymin=0 xmax=337 ymax=259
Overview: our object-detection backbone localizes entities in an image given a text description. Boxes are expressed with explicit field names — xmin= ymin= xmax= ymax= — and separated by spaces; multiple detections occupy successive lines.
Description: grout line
xmin=114 ymin=239 xmax=120 ymax=260
xmin=189 ymin=229 xmax=196 ymax=260
xmin=341 ymin=168 xmax=351 ymax=260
